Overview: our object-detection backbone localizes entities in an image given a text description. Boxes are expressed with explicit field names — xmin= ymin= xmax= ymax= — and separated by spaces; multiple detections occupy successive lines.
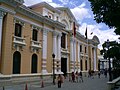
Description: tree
xmin=100 ymin=41 xmax=120 ymax=78
xmin=101 ymin=41 xmax=120 ymax=67
xmin=88 ymin=0 xmax=120 ymax=35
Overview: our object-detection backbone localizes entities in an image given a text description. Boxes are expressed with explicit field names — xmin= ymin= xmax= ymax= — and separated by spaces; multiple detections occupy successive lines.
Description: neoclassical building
xmin=0 ymin=0 xmax=100 ymax=77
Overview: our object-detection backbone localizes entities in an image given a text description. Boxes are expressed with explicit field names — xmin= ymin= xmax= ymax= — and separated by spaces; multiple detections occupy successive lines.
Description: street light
xmin=106 ymin=39 xmax=112 ymax=81
xmin=52 ymin=53 xmax=55 ymax=85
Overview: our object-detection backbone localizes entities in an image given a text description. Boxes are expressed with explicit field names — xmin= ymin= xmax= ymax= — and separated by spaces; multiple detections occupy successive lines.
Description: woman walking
xmin=57 ymin=74 xmax=63 ymax=88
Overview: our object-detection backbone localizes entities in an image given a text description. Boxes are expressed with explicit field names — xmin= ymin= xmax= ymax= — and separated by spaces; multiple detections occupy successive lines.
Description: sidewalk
xmin=0 ymin=75 xmax=109 ymax=90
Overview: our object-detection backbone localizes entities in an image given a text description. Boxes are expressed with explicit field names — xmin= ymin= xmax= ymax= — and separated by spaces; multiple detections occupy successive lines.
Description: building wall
xmin=0 ymin=1 xmax=99 ymax=76
xmin=47 ymin=31 xmax=53 ymax=73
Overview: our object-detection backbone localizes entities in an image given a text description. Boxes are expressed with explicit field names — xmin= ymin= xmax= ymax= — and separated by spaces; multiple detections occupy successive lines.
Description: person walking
xmin=88 ymin=70 xmax=91 ymax=78
xmin=75 ymin=71 xmax=79 ymax=82
xmin=79 ymin=71 xmax=83 ymax=82
xmin=71 ymin=72 xmax=75 ymax=82
xmin=57 ymin=74 xmax=62 ymax=88
xmin=104 ymin=69 xmax=107 ymax=78
xmin=98 ymin=71 xmax=101 ymax=78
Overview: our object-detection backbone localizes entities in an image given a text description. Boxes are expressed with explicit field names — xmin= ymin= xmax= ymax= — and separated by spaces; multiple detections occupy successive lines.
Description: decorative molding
xmin=42 ymin=28 xmax=49 ymax=35
xmin=16 ymin=6 xmax=65 ymax=30
xmin=53 ymin=31 xmax=58 ymax=37
xmin=14 ymin=17 xmax=25 ymax=26
xmin=70 ymin=37 xmax=74 ymax=42
xmin=14 ymin=0 xmax=24 ymax=4
xmin=0 ymin=0 xmax=23 ymax=8
xmin=0 ymin=6 xmax=15 ymax=15
xmin=58 ymin=32 xmax=62 ymax=37
xmin=0 ymin=9 xmax=6 ymax=17
xmin=31 ymin=24 xmax=41 ymax=31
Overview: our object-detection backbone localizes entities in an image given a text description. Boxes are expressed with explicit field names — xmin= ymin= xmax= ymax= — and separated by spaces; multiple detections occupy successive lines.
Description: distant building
xmin=0 ymin=0 xmax=99 ymax=77
xmin=97 ymin=49 xmax=109 ymax=70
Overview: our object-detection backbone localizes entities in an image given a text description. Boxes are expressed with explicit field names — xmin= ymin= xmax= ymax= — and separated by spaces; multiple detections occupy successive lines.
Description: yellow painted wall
xmin=1 ymin=13 xmax=14 ymax=74
xmin=47 ymin=31 xmax=53 ymax=73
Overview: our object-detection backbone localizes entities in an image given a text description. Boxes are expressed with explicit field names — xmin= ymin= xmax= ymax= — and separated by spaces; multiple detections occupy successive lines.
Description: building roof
xmin=29 ymin=2 xmax=61 ymax=14
xmin=56 ymin=7 xmax=79 ymax=26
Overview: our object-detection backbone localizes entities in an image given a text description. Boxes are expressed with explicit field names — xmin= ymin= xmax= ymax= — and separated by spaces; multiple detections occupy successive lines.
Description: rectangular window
xmin=85 ymin=47 xmax=87 ymax=53
xmin=15 ymin=23 xmax=22 ymax=37
xmin=32 ymin=29 xmax=38 ymax=41
xmin=61 ymin=33 xmax=66 ymax=48
xmin=85 ymin=60 xmax=87 ymax=70
xmin=80 ymin=60 xmax=83 ymax=71
xmin=80 ymin=45 xmax=82 ymax=52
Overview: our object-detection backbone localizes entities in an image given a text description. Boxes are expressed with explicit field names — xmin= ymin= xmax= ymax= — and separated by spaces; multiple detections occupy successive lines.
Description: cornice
xmin=0 ymin=6 xmax=16 ymax=15
xmin=16 ymin=5 xmax=65 ymax=30
xmin=14 ymin=0 xmax=24 ymax=4
xmin=76 ymin=32 xmax=87 ymax=42
xmin=0 ymin=0 xmax=23 ymax=8
xmin=14 ymin=17 xmax=25 ymax=26
xmin=0 ymin=8 xmax=6 ymax=17
xmin=31 ymin=24 xmax=42 ymax=31
xmin=29 ymin=2 xmax=61 ymax=14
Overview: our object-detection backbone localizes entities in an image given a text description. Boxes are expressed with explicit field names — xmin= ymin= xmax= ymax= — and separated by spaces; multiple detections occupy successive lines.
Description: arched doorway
xmin=13 ymin=51 xmax=21 ymax=74
xmin=31 ymin=54 xmax=37 ymax=73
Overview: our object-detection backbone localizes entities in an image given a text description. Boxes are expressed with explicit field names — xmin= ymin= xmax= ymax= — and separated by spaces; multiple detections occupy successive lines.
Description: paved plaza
xmin=0 ymin=75 xmax=111 ymax=90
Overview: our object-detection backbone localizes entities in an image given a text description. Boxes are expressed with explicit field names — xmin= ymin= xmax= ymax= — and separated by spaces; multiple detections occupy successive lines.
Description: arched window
xmin=13 ymin=51 xmax=21 ymax=74
xmin=31 ymin=54 xmax=38 ymax=73
xmin=15 ymin=23 xmax=22 ymax=37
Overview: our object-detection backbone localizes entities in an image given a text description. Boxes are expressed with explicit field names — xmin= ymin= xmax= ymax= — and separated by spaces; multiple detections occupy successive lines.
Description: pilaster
xmin=0 ymin=9 xmax=6 ymax=72
xmin=94 ymin=47 xmax=97 ymax=71
xmin=42 ymin=28 xmax=48 ymax=74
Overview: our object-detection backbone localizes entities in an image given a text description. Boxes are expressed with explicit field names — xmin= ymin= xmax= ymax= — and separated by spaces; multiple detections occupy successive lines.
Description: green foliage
xmin=100 ymin=41 xmax=120 ymax=69
xmin=88 ymin=0 xmax=120 ymax=35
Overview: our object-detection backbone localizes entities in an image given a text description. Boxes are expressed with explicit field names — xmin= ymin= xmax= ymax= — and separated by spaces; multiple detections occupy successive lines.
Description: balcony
xmin=13 ymin=36 xmax=26 ymax=47
xmin=61 ymin=48 xmax=69 ymax=54
xmin=30 ymin=40 xmax=42 ymax=52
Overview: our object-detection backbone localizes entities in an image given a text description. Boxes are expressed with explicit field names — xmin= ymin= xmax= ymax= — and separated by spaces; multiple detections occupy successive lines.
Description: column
xmin=70 ymin=37 xmax=74 ymax=72
xmin=94 ymin=47 xmax=97 ymax=71
xmin=53 ymin=31 xmax=57 ymax=73
xmin=42 ymin=29 xmax=48 ymax=74
xmin=78 ymin=42 xmax=80 ymax=72
xmin=57 ymin=33 xmax=62 ymax=73
xmin=66 ymin=34 xmax=67 ymax=49
xmin=0 ymin=10 xmax=6 ymax=72
xmin=53 ymin=32 xmax=57 ymax=57
xmin=91 ymin=47 xmax=93 ymax=70
xmin=74 ymin=40 xmax=76 ymax=71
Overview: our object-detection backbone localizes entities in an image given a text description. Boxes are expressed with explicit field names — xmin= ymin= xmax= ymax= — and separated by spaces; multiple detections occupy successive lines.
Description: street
xmin=0 ymin=75 xmax=109 ymax=90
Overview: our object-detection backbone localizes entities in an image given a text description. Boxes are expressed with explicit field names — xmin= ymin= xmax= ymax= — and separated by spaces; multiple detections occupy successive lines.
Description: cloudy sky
xmin=24 ymin=0 xmax=119 ymax=49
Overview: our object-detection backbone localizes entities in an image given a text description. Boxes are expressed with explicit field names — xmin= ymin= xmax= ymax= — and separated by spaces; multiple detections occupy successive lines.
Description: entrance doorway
xmin=61 ymin=58 xmax=67 ymax=76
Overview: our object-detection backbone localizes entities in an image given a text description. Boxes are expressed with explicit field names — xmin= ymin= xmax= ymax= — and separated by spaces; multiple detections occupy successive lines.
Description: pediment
xmin=92 ymin=35 xmax=100 ymax=45
xmin=56 ymin=7 xmax=76 ymax=21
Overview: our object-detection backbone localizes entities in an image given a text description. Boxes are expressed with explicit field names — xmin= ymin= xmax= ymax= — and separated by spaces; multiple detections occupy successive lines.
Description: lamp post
xmin=106 ymin=39 xmax=112 ymax=81
xmin=52 ymin=53 xmax=55 ymax=85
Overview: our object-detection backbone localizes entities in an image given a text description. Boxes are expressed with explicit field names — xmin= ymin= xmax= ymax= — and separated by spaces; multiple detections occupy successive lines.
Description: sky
xmin=24 ymin=0 xmax=120 ymax=49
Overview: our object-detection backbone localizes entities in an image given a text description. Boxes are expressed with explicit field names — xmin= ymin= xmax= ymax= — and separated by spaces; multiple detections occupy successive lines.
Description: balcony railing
xmin=31 ymin=40 xmax=42 ymax=49
xmin=61 ymin=48 xmax=69 ymax=54
xmin=13 ymin=36 xmax=26 ymax=46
